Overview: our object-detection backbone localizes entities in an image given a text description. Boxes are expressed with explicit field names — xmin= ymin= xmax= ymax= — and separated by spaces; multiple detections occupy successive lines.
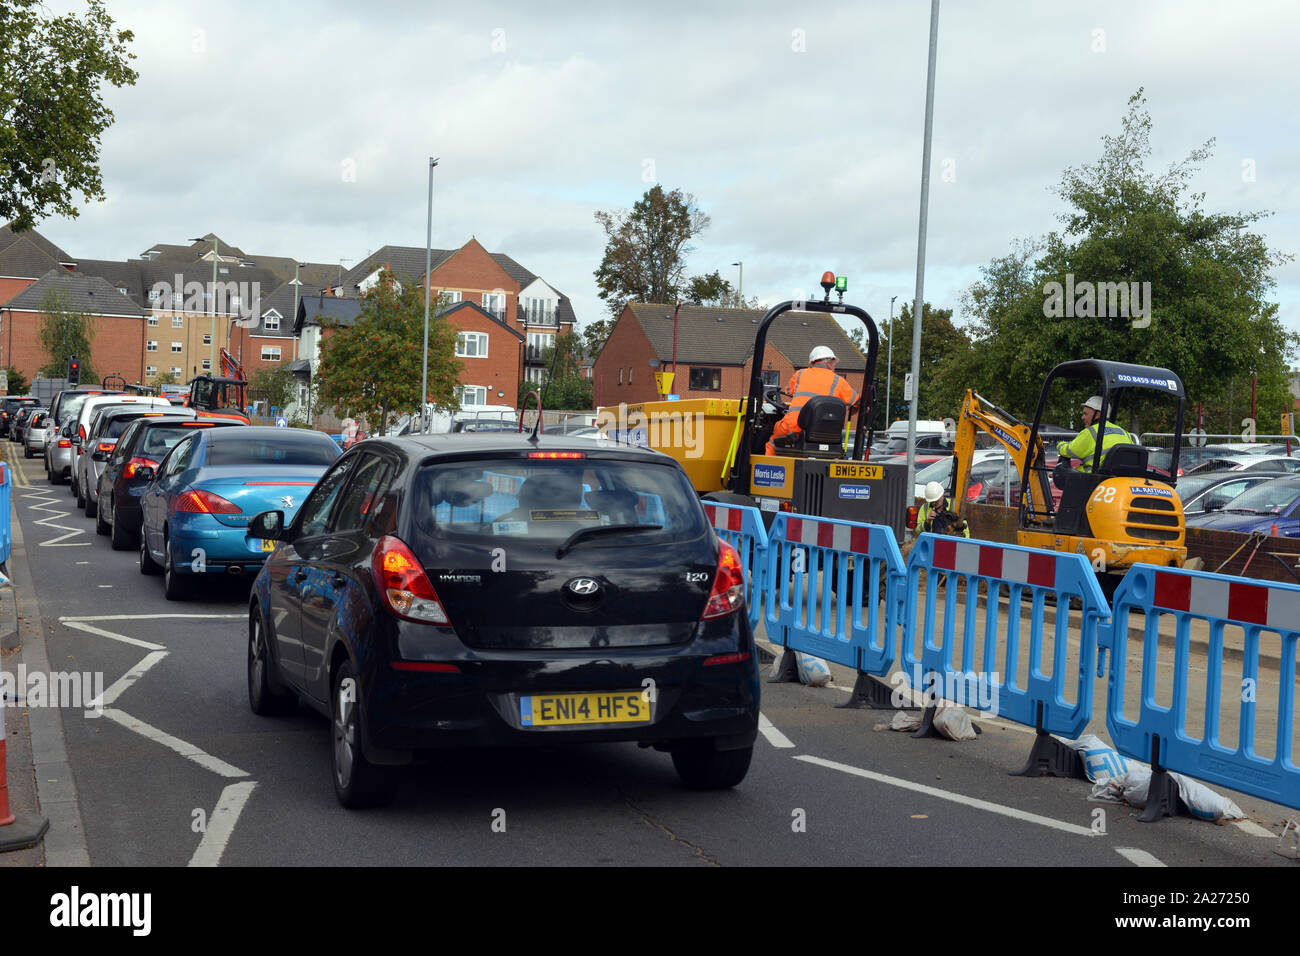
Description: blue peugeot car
xmin=138 ymin=426 xmax=341 ymax=599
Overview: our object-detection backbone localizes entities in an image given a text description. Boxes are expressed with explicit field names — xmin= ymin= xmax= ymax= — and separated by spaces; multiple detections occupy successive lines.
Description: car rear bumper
xmin=358 ymin=616 xmax=761 ymax=754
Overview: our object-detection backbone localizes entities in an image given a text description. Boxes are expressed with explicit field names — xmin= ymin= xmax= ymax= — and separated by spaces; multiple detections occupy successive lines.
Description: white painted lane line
xmin=758 ymin=713 xmax=795 ymax=749
xmin=95 ymin=650 xmax=169 ymax=709
xmin=1114 ymin=847 xmax=1166 ymax=867
xmin=189 ymin=781 xmax=258 ymax=867
xmin=795 ymin=754 xmax=1098 ymax=837
xmin=1234 ymin=820 xmax=1275 ymax=838
xmin=62 ymin=620 xmax=166 ymax=651
xmin=59 ymin=613 xmax=244 ymax=622
xmin=100 ymin=708 xmax=249 ymax=779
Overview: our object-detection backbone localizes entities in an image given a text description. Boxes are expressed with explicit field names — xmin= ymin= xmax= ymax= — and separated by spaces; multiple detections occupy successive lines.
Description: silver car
xmin=24 ymin=410 xmax=52 ymax=460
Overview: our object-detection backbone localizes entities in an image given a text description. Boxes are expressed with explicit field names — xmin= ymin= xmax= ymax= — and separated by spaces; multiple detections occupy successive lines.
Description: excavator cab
xmin=184 ymin=374 xmax=251 ymax=424
xmin=1019 ymin=359 xmax=1187 ymax=577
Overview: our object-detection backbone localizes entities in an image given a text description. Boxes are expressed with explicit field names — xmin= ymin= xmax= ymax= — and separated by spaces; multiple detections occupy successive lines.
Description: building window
xmin=172 ymin=315 xmax=184 ymax=328
xmin=170 ymin=367 xmax=182 ymax=376
xmin=202 ymin=333 xmax=211 ymax=345
xmin=201 ymin=359 xmax=211 ymax=371
xmin=117 ymin=286 xmax=129 ymax=296
xmin=261 ymin=346 xmax=282 ymax=362
xmin=523 ymin=297 xmax=557 ymax=326
xmin=628 ymin=367 xmax=632 ymax=384
xmin=263 ymin=310 xmax=280 ymax=331
xmin=525 ymin=366 xmax=546 ymax=385
xmin=458 ymin=384 xmax=488 ymax=405
xmin=147 ymin=288 xmax=161 ymax=303
xmin=145 ymin=365 xmax=157 ymax=377
xmin=148 ymin=316 xmax=159 ymax=326
xmin=618 ymin=368 xmax=623 ymax=385
xmin=146 ymin=340 xmax=158 ymax=352
xmin=526 ymin=331 xmax=554 ymax=362
xmin=171 ymin=342 xmax=183 ymax=353
xmin=437 ymin=291 xmax=462 ymax=311
xmin=456 ymin=332 xmax=489 ymax=358
xmin=171 ymin=292 xmax=183 ymax=307
xmin=689 ymin=367 xmax=722 ymax=391
xmin=481 ymin=292 xmax=505 ymax=318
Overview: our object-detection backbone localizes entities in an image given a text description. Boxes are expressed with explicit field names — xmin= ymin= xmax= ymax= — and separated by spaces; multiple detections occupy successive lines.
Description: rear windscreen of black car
xmin=411 ymin=458 xmax=706 ymax=546
xmin=205 ymin=434 xmax=340 ymax=466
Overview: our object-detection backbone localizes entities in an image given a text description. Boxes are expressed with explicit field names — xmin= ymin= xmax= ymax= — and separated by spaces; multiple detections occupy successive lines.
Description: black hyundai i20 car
xmin=246 ymin=433 xmax=760 ymax=808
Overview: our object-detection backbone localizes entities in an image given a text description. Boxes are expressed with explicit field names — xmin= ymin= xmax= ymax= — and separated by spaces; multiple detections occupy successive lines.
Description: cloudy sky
xmin=34 ymin=0 xmax=1300 ymax=353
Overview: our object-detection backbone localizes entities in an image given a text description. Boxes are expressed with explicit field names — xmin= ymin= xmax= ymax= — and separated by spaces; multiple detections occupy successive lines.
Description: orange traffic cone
xmin=1272 ymin=524 xmax=1279 ymax=536
xmin=0 ymin=694 xmax=49 ymax=852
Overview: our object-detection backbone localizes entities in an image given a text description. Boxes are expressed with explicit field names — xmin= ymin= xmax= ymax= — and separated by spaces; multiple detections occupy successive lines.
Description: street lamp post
xmin=190 ymin=236 xmax=219 ymax=374
xmin=731 ymin=261 xmax=743 ymax=306
xmin=886 ymin=295 xmax=897 ymax=426
xmin=422 ymin=157 xmax=440 ymax=433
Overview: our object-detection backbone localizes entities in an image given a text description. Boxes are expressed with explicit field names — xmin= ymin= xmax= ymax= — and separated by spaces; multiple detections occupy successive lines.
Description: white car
xmin=913 ymin=448 xmax=1011 ymax=500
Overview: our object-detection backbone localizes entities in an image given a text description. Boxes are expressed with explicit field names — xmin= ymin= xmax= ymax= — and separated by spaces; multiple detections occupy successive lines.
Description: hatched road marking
xmin=1114 ymin=847 xmax=1166 ymax=867
xmin=758 ymin=713 xmax=795 ymax=749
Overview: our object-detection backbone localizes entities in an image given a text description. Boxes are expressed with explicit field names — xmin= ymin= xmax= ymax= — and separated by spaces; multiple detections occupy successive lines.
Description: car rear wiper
xmin=1224 ymin=508 xmax=1260 ymax=514
xmin=556 ymin=524 xmax=663 ymax=558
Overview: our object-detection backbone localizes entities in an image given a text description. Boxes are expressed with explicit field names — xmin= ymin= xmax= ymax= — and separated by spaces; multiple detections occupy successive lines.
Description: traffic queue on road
xmin=13 ymin=386 xmax=761 ymax=808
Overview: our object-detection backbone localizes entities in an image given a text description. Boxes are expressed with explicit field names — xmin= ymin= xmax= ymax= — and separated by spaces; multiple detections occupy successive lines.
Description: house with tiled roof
xmin=0 ymin=223 xmax=77 ymax=307
xmin=592 ymin=302 xmax=866 ymax=407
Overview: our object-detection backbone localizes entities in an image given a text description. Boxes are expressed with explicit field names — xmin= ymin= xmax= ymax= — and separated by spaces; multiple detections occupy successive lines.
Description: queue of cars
xmin=11 ymin=386 xmax=762 ymax=808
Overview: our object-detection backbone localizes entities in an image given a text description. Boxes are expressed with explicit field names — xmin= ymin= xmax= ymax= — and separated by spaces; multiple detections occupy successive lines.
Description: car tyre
xmin=110 ymin=503 xmax=135 ymax=551
xmin=23 ymin=443 xmax=31 ymax=459
xmin=139 ymin=529 xmax=161 ymax=575
xmin=248 ymin=609 xmax=296 ymax=716
xmin=48 ymin=465 xmax=62 ymax=485
xmin=670 ymin=740 xmax=753 ymax=790
xmin=332 ymin=661 xmax=397 ymax=809
xmin=94 ymin=491 xmax=110 ymax=535
xmin=85 ymin=482 xmax=99 ymax=519
xmin=74 ymin=475 xmax=84 ymax=507
xmin=163 ymin=536 xmax=189 ymax=600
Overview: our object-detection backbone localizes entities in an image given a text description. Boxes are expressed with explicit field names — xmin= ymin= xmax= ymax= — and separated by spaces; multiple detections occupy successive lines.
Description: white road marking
xmin=795 ymin=754 xmax=1099 ymax=837
xmin=95 ymin=650 xmax=169 ymax=708
xmin=1114 ymin=846 xmax=1166 ymax=867
xmin=23 ymin=488 xmax=91 ymax=547
xmin=97 ymin=584 xmax=112 ymax=588
xmin=189 ymin=781 xmax=258 ymax=867
xmin=100 ymin=708 xmax=249 ymax=779
xmin=59 ymin=613 xmax=244 ymax=622
xmin=1234 ymin=820 xmax=1275 ymax=838
xmin=758 ymin=712 xmax=795 ymax=749
xmin=62 ymin=620 xmax=166 ymax=651
xmin=76 ymin=561 xmax=90 ymax=565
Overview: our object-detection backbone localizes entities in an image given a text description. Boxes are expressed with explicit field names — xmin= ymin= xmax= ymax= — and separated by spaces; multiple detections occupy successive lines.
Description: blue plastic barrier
xmin=763 ymin=513 xmax=905 ymax=673
xmin=1102 ymin=564 xmax=1299 ymax=812
xmin=902 ymin=533 xmax=1109 ymax=737
xmin=0 ymin=462 xmax=10 ymax=566
xmin=702 ymin=502 xmax=768 ymax=633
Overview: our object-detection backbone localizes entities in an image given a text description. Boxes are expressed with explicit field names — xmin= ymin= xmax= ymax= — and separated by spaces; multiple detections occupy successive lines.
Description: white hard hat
xmin=924 ymin=481 xmax=946 ymax=503
xmin=1083 ymin=395 xmax=1104 ymax=412
xmin=809 ymin=346 xmax=837 ymax=364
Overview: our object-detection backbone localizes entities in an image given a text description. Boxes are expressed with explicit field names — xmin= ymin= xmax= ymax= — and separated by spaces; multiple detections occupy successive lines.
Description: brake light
xmin=372 ymin=535 xmax=449 ymax=624
xmin=701 ymin=540 xmax=745 ymax=620
xmin=174 ymin=489 xmax=241 ymax=514
xmin=182 ymin=422 xmax=217 ymax=427
xmin=703 ymin=651 xmax=751 ymax=667
xmin=96 ymin=442 xmax=115 ymax=454
xmin=123 ymin=456 xmax=159 ymax=478
xmin=58 ymin=439 xmax=71 ymax=448
xmin=907 ymin=505 xmax=918 ymax=529
xmin=527 ymin=451 xmax=585 ymax=459
xmin=391 ymin=661 xmax=460 ymax=673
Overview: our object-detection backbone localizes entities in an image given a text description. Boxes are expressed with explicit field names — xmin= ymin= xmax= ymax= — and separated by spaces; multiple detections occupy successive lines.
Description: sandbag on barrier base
xmin=838 ymin=671 xmax=912 ymax=710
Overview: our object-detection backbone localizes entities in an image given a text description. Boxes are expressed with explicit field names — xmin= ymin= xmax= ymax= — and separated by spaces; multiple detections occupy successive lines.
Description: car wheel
xmin=85 ymin=483 xmax=99 ymax=519
xmin=139 ymin=528 xmax=161 ymax=575
xmin=248 ymin=609 xmax=296 ymax=716
xmin=48 ymin=465 xmax=62 ymax=485
xmin=332 ymin=661 xmax=397 ymax=809
xmin=23 ymin=444 xmax=31 ymax=459
xmin=74 ymin=475 xmax=84 ymax=507
xmin=670 ymin=740 xmax=753 ymax=790
xmin=110 ymin=502 xmax=135 ymax=551
xmin=163 ymin=536 xmax=189 ymax=600
xmin=94 ymin=491 xmax=110 ymax=535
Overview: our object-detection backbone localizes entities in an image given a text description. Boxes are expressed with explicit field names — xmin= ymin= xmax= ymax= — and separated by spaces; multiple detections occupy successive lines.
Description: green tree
xmin=4 ymin=365 xmax=28 ymax=394
xmin=316 ymin=273 xmax=462 ymax=432
xmin=961 ymin=90 xmax=1296 ymax=436
xmin=37 ymin=288 xmax=96 ymax=382
xmin=522 ymin=330 xmax=594 ymax=411
xmin=594 ymin=185 xmax=710 ymax=318
xmin=250 ymin=365 xmax=296 ymax=414
xmin=685 ymin=270 xmax=732 ymax=306
xmin=152 ymin=370 xmax=178 ymax=386
xmin=0 ymin=0 xmax=138 ymax=230
xmin=580 ymin=318 xmax=614 ymax=358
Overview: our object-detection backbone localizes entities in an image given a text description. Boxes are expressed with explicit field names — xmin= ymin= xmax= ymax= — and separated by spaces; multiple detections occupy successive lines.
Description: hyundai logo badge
xmin=566 ymin=577 xmax=600 ymax=596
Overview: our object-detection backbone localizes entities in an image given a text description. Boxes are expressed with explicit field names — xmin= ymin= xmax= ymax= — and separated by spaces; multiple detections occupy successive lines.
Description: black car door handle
xmin=293 ymin=569 xmax=308 ymax=583
xmin=330 ymin=573 xmax=347 ymax=589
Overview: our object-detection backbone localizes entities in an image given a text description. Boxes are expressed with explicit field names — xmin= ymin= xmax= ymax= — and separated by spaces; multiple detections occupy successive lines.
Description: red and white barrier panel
xmin=930 ymin=538 xmax=1057 ymax=588
xmin=781 ymin=516 xmax=873 ymax=553
xmin=1151 ymin=570 xmax=1300 ymax=629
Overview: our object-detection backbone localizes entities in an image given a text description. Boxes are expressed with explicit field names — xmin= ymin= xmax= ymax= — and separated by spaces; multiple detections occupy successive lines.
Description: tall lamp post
xmin=190 ymin=236 xmax=219 ymax=374
xmin=885 ymin=295 xmax=897 ymax=426
xmin=731 ymin=261 xmax=743 ymax=306
xmin=422 ymin=157 xmax=440 ymax=433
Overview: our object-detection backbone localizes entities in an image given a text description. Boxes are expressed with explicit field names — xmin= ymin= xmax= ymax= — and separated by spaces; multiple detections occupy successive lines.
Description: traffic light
xmin=66 ymin=356 xmax=80 ymax=386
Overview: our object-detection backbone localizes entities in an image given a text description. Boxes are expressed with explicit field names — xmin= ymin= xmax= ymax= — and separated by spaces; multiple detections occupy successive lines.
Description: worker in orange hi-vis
xmin=766 ymin=346 xmax=859 ymax=455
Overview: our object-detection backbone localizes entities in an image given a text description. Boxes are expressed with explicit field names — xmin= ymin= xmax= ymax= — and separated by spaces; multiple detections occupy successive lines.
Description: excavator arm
xmin=949 ymin=389 xmax=1050 ymax=521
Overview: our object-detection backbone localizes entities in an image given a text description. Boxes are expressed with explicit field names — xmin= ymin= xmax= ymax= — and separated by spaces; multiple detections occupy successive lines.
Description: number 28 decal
xmin=1091 ymin=485 xmax=1117 ymax=505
